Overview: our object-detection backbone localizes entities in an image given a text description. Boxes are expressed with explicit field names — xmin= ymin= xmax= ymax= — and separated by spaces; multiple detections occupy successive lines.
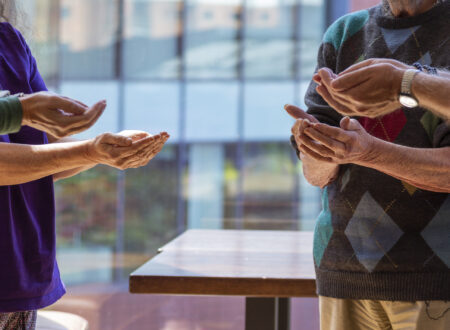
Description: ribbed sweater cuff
xmin=0 ymin=96 xmax=23 ymax=134
xmin=316 ymin=268 xmax=450 ymax=301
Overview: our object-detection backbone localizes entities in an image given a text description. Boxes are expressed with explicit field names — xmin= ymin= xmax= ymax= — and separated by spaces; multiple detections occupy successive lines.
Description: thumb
xmin=284 ymin=104 xmax=317 ymax=123
xmin=101 ymin=133 xmax=132 ymax=147
xmin=340 ymin=117 xmax=361 ymax=131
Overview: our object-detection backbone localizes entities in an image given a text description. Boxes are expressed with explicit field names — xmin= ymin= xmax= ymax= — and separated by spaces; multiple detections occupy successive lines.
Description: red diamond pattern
xmin=358 ymin=109 xmax=407 ymax=142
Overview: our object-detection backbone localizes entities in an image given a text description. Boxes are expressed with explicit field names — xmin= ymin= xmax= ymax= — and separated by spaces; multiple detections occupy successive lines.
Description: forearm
xmin=50 ymin=136 xmax=95 ymax=181
xmin=301 ymin=153 xmax=340 ymax=188
xmin=359 ymin=139 xmax=450 ymax=193
xmin=412 ymin=73 xmax=450 ymax=120
xmin=0 ymin=141 xmax=96 ymax=185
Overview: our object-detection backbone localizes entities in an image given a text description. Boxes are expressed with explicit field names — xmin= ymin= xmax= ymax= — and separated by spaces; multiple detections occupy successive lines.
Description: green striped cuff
xmin=0 ymin=96 xmax=23 ymax=135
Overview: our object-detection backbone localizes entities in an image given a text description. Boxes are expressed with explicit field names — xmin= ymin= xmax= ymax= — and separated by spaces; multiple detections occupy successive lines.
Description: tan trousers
xmin=319 ymin=296 xmax=450 ymax=330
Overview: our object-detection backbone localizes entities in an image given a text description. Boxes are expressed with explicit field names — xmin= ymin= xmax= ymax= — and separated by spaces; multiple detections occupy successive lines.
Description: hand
xmin=86 ymin=131 xmax=170 ymax=170
xmin=118 ymin=130 xmax=152 ymax=142
xmin=20 ymin=91 xmax=105 ymax=138
xmin=313 ymin=59 xmax=412 ymax=118
xmin=299 ymin=117 xmax=376 ymax=164
xmin=284 ymin=104 xmax=327 ymax=159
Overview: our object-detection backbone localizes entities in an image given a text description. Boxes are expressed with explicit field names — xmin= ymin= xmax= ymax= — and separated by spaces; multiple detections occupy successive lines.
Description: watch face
xmin=399 ymin=95 xmax=419 ymax=108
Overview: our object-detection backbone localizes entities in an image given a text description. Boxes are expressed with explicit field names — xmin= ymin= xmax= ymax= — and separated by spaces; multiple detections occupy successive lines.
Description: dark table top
xmin=129 ymin=229 xmax=316 ymax=297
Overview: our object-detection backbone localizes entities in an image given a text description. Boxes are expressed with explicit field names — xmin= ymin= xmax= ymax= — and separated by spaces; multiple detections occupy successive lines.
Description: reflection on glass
xmin=124 ymin=0 xmax=181 ymax=78
xmin=59 ymin=81 xmax=119 ymax=139
xmin=24 ymin=0 xmax=60 ymax=87
xmin=60 ymin=0 xmax=118 ymax=79
xmin=299 ymin=0 xmax=325 ymax=80
xmin=185 ymin=82 xmax=239 ymax=141
xmin=244 ymin=82 xmax=295 ymax=141
xmin=185 ymin=0 xmax=241 ymax=78
xmin=125 ymin=83 xmax=180 ymax=141
xmin=124 ymin=146 xmax=179 ymax=270
xmin=55 ymin=166 xmax=118 ymax=284
xmin=187 ymin=144 xmax=225 ymax=229
xmin=245 ymin=0 xmax=296 ymax=79
xmin=243 ymin=143 xmax=298 ymax=230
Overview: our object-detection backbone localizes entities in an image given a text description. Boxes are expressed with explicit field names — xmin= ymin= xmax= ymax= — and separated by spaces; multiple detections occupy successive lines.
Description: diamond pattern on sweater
xmin=358 ymin=109 xmax=407 ymax=142
xmin=340 ymin=169 xmax=351 ymax=192
xmin=345 ymin=192 xmax=404 ymax=272
xmin=402 ymin=181 xmax=418 ymax=196
xmin=381 ymin=26 xmax=420 ymax=54
xmin=420 ymin=111 xmax=441 ymax=142
xmin=313 ymin=188 xmax=333 ymax=267
xmin=418 ymin=51 xmax=432 ymax=66
xmin=421 ymin=196 xmax=450 ymax=268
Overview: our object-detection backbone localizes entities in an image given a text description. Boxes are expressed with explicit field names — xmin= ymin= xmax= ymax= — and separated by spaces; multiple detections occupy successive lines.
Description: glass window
xmin=244 ymin=82 xmax=296 ymax=141
xmin=242 ymin=142 xmax=299 ymax=229
xmin=60 ymin=0 xmax=118 ymax=79
xmin=59 ymin=81 xmax=120 ymax=139
xmin=185 ymin=82 xmax=239 ymax=142
xmin=125 ymin=82 xmax=180 ymax=141
xmin=298 ymin=0 xmax=325 ymax=80
xmin=184 ymin=0 xmax=242 ymax=79
xmin=244 ymin=0 xmax=297 ymax=79
xmin=187 ymin=144 xmax=226 ymax=229
xmin=123 ymin=0 xmax=181 ymax=79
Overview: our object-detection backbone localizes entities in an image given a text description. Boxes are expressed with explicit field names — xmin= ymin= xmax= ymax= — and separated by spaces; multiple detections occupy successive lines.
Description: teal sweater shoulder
xmin=323 ymin=10 xmax=370 ymax=51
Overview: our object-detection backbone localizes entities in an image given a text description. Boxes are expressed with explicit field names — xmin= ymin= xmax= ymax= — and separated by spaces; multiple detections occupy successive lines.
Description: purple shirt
xmin=0 ymin=23 xmax=65 ymax=312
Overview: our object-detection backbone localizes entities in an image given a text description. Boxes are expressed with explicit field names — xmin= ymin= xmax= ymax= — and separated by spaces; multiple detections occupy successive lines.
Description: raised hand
xmin=314 ymin=59 xmax=412 ymax=118
xmin=20 ymin=91 xmax=105 ymax=138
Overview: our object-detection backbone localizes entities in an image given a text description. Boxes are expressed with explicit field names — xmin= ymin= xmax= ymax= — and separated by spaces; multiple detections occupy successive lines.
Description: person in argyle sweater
xmin=288 ymin=0 xmax=449 ymax=328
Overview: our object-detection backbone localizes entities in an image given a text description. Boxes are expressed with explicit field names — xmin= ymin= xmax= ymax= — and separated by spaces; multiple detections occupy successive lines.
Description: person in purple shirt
xmin=0 ymin=6 xmax=170 ymax=330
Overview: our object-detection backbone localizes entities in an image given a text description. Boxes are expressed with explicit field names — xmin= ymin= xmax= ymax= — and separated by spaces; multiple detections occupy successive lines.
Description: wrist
xmin=19 ymin=95 xmax=32 ymax=126
xmin=82 ymin=139 xmax=100 ymax=165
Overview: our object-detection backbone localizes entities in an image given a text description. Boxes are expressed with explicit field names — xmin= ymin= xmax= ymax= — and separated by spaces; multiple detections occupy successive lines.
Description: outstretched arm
xmin=0 ymin=131 xmax=170 ymax=186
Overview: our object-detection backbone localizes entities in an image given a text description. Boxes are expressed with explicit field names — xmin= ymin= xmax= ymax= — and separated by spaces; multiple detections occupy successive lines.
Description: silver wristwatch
xmin=399 ymin=69 xmax=420 ymax=108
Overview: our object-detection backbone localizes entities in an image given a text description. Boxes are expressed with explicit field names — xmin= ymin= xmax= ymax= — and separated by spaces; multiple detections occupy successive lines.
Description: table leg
xmin=245 ymin=297 xmax=290 ymax=330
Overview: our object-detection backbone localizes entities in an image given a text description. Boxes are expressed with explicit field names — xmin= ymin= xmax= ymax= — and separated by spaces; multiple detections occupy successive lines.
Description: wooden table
xmin=129 ymin=229 xmax=316 ymax=330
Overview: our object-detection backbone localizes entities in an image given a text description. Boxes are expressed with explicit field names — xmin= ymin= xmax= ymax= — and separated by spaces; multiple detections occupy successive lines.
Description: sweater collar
xmin=376 ymin=1 xmax=449 ymax=29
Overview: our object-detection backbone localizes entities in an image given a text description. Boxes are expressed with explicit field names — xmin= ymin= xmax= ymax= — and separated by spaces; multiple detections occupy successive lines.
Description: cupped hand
xmin=86 ymin=131 xmax=170 ymax=170
xmin=299 ymin=116 xmax=376 ymax=164
xmin=20 ymin=91 xmax=105 ymax=138
xmin=313 ymin=59 xmax=412 ymax=118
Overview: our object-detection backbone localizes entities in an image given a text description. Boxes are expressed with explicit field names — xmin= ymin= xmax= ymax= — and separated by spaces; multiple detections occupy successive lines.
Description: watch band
xmin=401 ymin=69 xmax=420 ymax=96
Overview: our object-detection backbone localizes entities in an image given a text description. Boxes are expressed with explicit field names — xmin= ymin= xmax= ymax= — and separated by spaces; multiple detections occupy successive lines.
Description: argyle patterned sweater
xmin=304 ymin=2 xmax=450 ymax=301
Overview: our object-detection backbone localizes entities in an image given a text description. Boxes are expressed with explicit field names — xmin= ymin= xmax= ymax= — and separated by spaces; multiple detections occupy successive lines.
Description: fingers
xmin=337 ymin=59 xmax=374 ymax=76
xmin=101 ymin=132 xmax=133 ymax=147
xmin=304 ymin=126 xmax=346 ymax=153
xmin=340 ymin=117 xmax=362 ymax=131
xmin=284 ymin=104 xmax=318 ymax=123
xmin=120 ymin=134 xmax=169 ymax=169
xmin=66 ymin=101 xmax=106 ymax=135
xmin=331 ymin=67 xmax=371 ymax=91
xmin=316 ymin=85 xmax=356 ymax=116
xmin=298 ymin=131 xmax=336 ymax=158
xmin=311 ymin=122 xmax=350 ymax=143
xmin=298 ymin=143 xmax=333 ymax=163
xmin=49 ymin=95 xmax=88 ymax=115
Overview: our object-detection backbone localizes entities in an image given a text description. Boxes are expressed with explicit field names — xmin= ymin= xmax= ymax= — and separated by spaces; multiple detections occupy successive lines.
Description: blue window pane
xmin=124 ymin=83 xmax=180 ymax=141
xmin=60 ymin=0 xmax=117 ymax=79
xmin=244 ymin=0 xmax=296 ymax=79
xmin=185 ymin=83 xmax=239 ymax=142
xmin=185 ymin=0 xmax=242 ymax=79
xmin=299 ymin=0 xmax=325 ymax=80
xmin=59 ymin=82 xmax=119 ymax=139
xmin=124 ymin=0 xmax=181 ymax=78
xmin=244 ymin=82 xmax=295 ymax=141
